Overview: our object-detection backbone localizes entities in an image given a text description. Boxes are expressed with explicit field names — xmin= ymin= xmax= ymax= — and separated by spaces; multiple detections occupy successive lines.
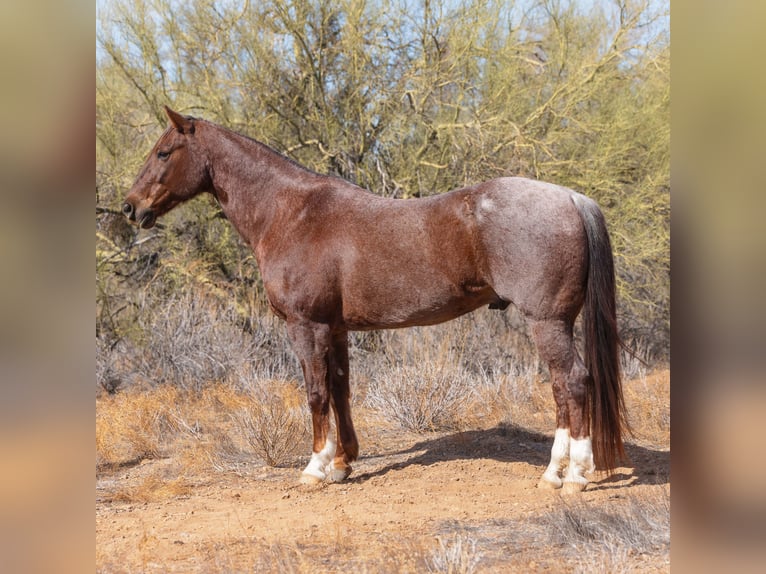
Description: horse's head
xmin=122 ymin=106 xmax=211 ymax=229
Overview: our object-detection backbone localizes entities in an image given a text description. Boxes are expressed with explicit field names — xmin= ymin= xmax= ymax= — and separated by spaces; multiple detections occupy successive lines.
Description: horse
xmin=123 ymin=106 xmax=628 ymax=493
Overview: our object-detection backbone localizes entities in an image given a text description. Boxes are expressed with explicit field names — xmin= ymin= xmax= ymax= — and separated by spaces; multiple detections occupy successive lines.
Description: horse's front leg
xmin=327 ymin=330 xmax=358 ymax=482
xmin=287 ymin=320 xmax=335 ymax=484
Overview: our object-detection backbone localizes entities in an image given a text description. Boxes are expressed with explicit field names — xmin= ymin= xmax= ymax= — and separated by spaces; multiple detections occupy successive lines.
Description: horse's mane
xmin=199 ymin=117 xmax=327 ymax=179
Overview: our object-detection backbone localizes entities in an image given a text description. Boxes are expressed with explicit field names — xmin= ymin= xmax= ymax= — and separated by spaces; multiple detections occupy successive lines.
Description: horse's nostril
xmin=122 ymin=202 xmax=134 ymax=216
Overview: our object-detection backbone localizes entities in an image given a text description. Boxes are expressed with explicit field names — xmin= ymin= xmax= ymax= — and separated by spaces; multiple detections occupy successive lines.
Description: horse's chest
xmin=261 ymin=261 xmax=341 ymax=323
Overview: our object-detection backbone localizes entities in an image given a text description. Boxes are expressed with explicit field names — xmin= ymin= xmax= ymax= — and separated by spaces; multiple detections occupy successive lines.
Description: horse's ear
xmin=165 ymin=106 xmax=195 ymax=134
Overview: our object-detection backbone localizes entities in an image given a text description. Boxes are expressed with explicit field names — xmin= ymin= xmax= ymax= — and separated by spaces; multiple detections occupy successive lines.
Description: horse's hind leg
xmin=538 ymin=385 xmax=570 ymax=490
xmin=327 ymin=330 xmax=359 ymax=482
xmin=530 ymin=318 xmax=595 ymax=493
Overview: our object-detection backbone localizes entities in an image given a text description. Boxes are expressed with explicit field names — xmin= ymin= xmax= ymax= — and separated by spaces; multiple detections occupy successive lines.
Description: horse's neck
xmin=203 ymin=123 xmax=319 ymax=245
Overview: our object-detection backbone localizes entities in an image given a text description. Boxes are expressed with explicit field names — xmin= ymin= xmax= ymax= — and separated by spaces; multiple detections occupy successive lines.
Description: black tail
xmin=573 ymin=194 xmax=629 ymax=472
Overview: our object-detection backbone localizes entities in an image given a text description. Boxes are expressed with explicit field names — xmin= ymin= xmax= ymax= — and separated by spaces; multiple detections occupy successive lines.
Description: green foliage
xmin=96 ymin=0 xmax=669 ymax=366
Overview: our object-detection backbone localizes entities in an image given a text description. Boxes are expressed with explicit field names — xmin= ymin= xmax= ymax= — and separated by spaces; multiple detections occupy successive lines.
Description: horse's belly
xmin=341 ymin=285 xmax=497 ymax=330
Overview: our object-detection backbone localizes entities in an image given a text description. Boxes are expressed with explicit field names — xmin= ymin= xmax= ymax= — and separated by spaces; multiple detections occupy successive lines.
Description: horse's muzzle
xmin=122 ymin=202 xmax=155 ymax=229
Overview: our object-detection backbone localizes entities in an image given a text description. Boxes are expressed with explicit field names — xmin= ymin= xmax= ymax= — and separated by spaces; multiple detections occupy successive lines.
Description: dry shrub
xmin=96 ymin=385 xmax=182 ymax=467
xmin=131 ymin=291 xmax=258 ymax=391
xmin=230 ymin=379 xmax=307 ymax=466
xmin=97 ymin=289 xmax=299 ymax=394
xmin=427 ymin=534 xmax=483 ymax=574
xmin=97 ymin=381 xmax=310 ymax=475
xmin=364 ymin=361 xmax=478 ymax=432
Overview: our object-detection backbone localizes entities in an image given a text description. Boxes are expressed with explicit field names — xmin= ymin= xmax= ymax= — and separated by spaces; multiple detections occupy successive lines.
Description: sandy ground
xmin=96 ymin=413 xmax=669 ymax=572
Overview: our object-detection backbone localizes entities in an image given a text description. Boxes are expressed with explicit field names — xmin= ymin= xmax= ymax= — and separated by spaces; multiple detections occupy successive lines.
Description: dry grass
xmin=532 ymin=488 xmax=671 ymax=573
xmin=97 ymin=350 xmax=668 ymax=479
xmin=97 ymin=380 xmax=310 ymax=477
xmin=96 ymin=385 xmax=182 ymax=466
xmin=107 ymin=472 xmax=193 ymax=504
xmin=623 ymin=368 xmax=670 ymax=447
xmin=427 ymin=534 xmax=483 ymax=574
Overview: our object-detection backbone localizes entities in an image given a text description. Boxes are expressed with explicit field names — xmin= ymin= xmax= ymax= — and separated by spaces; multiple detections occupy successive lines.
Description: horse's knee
xmin=306 ymin=386 xmax=329 ymax=413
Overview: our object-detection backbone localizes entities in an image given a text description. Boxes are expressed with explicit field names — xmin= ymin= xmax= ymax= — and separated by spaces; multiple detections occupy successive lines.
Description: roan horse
xmin=123 ymin=107 xmax=628 ymax=493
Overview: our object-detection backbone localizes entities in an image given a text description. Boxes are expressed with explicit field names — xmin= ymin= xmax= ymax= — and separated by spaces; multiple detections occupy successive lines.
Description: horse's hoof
xmin=537 ymin=476 xmax=563 ymax=490
xmin=327 ymin=465 xmax=352 ymax=483
xmin=300 ymin=472 xmax=324 ymax=485
xmin=562 ymin=480 xmax=587 ymax=494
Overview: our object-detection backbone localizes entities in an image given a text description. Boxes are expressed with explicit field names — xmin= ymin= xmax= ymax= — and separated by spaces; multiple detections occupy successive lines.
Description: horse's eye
xmin=157 ymin=150 xmax=171 ymax=160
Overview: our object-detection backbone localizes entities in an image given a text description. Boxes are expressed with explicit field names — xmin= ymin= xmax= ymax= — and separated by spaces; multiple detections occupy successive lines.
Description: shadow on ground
xmin=352 ymin=423 xmax=669 ymax=489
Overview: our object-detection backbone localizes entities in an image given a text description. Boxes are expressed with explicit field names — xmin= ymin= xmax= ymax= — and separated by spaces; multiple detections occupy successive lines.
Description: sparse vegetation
xmin=533 ymin=489 xmax=671 ymax=572
xmin=231 ymin=379 xmax=308 ymax=467
xmin=427 ymin=534 xmax=483 ymax=574
xmin=96 ymin=360 xmax=669 ymax=572
xmin=96 ymin=382 xmax=311 ymax=473
xmin=364 ymin=362 xmax=480 ymax=432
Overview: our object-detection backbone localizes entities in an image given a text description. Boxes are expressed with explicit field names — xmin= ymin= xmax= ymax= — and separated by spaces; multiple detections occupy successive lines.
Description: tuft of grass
xmin=426 ymin=534 xmax=483 ymax=574
xmin=108 ymin=472 xmax=192 ymax=504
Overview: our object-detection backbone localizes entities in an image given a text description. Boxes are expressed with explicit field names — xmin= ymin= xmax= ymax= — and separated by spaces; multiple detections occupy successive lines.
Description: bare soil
xmin=96 ymin=375 xmax=670 ymax=573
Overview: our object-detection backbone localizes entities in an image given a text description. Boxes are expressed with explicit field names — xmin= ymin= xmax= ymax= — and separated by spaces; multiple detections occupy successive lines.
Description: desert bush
xmin=230 ymin=379 xmax=308 ymax=466
xmin=132 ymin=290 xmax=256 ymax=391
xmin=364 ymin=361 xmax=478 ymax=432
xmin=96 ymin=286 xmax=300 ymax=392
xmin=97 ymin=381 xmax=310 ymax=473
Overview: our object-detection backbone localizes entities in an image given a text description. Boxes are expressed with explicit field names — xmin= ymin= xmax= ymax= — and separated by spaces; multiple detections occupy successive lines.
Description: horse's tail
xmin=572 ymin=193 xmax=629 ymax=472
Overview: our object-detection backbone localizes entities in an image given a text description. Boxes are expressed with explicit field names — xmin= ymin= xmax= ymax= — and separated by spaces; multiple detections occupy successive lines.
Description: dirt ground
xmin=96 ymin=374 xmax=670 ymax=573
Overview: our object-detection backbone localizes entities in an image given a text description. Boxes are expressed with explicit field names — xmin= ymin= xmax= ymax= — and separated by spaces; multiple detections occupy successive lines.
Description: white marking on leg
xmin=540 ymin=428 xmax=569 ymax=488
xmin=327 ymin=457 xmax=352 ymax=483
xmin=301 ymin=435 xmax=337 ymax=481
xmin=563 ymin=436 xmax=594 ymax=491
xmin=336 ymin=368 xmax=344 ymax=377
